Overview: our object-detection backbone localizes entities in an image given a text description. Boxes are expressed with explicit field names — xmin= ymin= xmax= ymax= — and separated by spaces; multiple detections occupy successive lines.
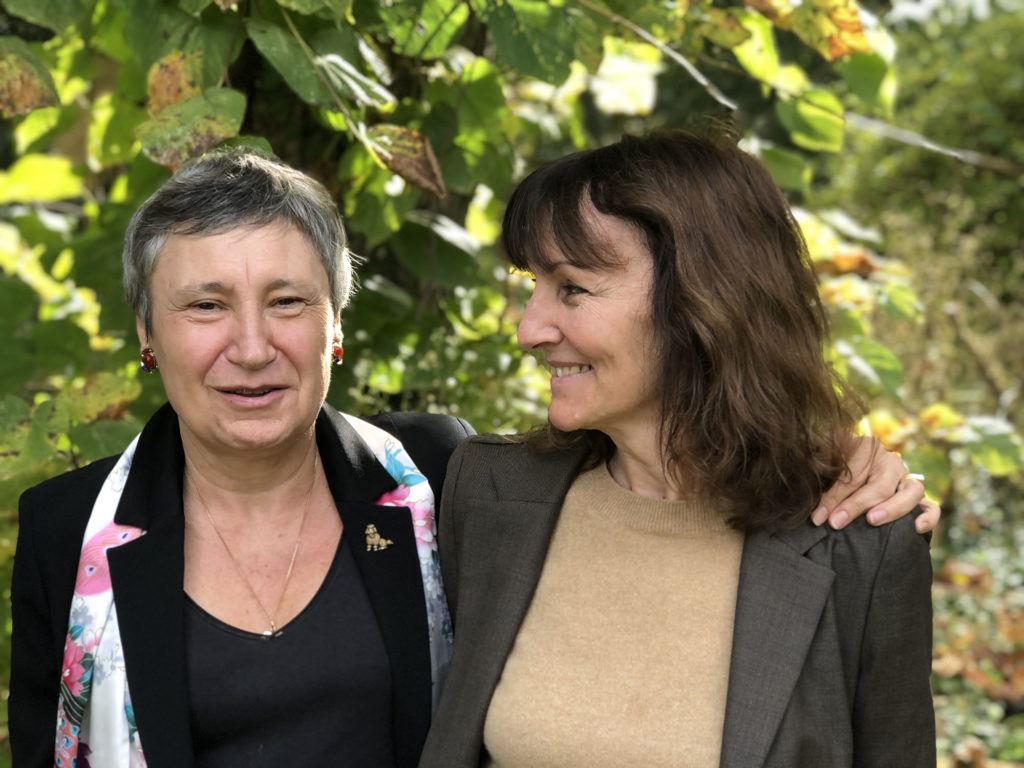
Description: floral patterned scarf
xmin=55 ymin=414 xmax=452 ymax=767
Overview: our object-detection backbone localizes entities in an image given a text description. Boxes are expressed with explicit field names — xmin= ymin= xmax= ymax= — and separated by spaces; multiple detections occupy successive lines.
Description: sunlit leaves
xmin=0 ymin=37 xmax=59 ymax=117
xmin=317 ymin=51 xmax=397 ymax=109
xmin=136 ymin=87 xmax=246 ymax=169
xmin=732 ymin=11 xmax=779 ymax=89
xmin=759 ymin=145 xmax=811 ymax=194
xmin=374 ymin=0 xmax=470 ymax=60
xmin=469 ymin=0 xmax=575 ymax=84
xmin=0 ymin=154 xmax=82 ymax=203
xmin=775 ymin=89 xmax=845 ymax=152
xmin=836 ymin=52 xmax=896 ymax=116
xmin=832 ymin=335 xmax=904 ymax=400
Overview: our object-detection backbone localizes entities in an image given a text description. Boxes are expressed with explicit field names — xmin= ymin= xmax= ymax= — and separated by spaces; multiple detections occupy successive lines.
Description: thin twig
xmin=575 ymin=0 xmax=739 ymax=112
xmin=280 ymin=8 xmax=389 ymax=163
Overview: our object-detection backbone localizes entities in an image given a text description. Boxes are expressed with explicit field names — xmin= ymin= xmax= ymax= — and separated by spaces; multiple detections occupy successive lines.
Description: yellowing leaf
xmin=733 ymin=11 xmax=779 ymax=88
xmin=789 ymin=0 xmax=872 ymax=62
xmin=919 ymin=402 xmax=964 ymax=433
xmin=147 ymin=50 xmax=204 ymax=116
xmin=136 ymin=87 xmax=246 ymax=170
xmin=0 ymin=37 xmax=59 ymax=117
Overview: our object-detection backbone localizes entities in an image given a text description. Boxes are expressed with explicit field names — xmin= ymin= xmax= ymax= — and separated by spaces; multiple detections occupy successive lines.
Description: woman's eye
xmin=562 ymin=283 xmax=588 ymax=297
xmin=273 ymin=297 xmax=302 ymax=307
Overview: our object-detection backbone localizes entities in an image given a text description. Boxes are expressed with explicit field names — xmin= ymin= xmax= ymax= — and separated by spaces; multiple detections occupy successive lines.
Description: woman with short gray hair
xmin=10 ymin=149 xmax=472 ymax=768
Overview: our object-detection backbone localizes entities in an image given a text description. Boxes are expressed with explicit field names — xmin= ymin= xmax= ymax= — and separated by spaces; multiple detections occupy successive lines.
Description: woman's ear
xmin=135 ymin=316 xmax=149 ymax=348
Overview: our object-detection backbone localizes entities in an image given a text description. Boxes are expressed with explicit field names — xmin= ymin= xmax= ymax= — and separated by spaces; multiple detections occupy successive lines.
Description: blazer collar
xmin=719 ymin=523 xmax=834 ymax=768
xmin=107 ymin=403 xmax=430 ymax=768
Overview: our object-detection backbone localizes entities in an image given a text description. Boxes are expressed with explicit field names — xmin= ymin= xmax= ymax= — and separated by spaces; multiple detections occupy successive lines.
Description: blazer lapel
xmin=107 ymin=405 xmax=194 ymax=768
xmin=423 ymin=442 xmax=588 ymax=767
xmin=317 ymin=407 xmax=432 ymax=768
xmin=719 ymin=523 xmax=834 ymax=768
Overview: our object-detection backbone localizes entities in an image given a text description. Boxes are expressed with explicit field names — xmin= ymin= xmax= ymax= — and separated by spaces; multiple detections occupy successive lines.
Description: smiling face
xmin=139 ymin=223 xmax=339 ymax=458
xmin=516 ymin=212 xmax=661 ymax=444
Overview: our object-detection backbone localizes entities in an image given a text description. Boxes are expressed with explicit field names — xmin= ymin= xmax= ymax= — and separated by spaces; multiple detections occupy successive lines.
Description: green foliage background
xmin=0 ymin=0 xmax=1021 ymax=764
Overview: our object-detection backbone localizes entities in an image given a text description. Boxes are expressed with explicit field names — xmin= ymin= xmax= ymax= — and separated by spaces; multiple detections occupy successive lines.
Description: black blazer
xmin=9 ymin=403 xmax=473 ymax=768
xmin=419 ymin=435 xmax=936 ymax=768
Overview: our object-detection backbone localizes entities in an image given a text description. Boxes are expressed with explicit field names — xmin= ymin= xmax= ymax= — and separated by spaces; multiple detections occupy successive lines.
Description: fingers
xmin=815 ymin=436 xmax=876 ymax=515
xmin=913 ymin=498 xmax=941 ymax=534
xmin=860 ymin=475 xmax=926 ymax=526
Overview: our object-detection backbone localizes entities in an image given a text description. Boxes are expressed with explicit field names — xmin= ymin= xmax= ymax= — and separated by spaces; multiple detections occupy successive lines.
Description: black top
xmin=185 ymin=535 xmax=396 ymax=767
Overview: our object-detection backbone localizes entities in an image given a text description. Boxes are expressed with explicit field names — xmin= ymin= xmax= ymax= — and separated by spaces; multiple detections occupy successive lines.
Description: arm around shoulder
xmin=852 ymin=514 xmax=935 ymax=767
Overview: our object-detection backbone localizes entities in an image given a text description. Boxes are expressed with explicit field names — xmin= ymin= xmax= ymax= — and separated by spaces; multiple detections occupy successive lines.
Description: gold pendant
xmin=365 ymin=523 xmax=393 ymax=552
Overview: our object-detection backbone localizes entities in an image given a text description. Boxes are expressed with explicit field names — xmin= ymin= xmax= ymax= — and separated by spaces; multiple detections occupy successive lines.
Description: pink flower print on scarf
xmin=61 ymin=637 xmax=89 ymax=699
xmin=376 ymin=486 xmax=435 ymax=551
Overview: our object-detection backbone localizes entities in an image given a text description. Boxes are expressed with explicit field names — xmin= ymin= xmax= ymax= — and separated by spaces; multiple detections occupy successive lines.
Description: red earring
xmin=140 ymin=347 xmax=158 ymax=373
xmin=331 ymin=343 xmax=344 ymax=365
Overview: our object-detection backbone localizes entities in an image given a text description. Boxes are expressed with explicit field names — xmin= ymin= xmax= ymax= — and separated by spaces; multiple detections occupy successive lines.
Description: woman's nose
xmin=517 ymin=290 xmax=561 ymax=350
xmin=228 ymin=309 xmax=276 ymax=368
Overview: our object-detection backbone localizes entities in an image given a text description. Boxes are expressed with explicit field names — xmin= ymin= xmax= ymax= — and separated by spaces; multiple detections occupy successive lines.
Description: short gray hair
xmin=124 ymin=149 xmax=355 ymax=334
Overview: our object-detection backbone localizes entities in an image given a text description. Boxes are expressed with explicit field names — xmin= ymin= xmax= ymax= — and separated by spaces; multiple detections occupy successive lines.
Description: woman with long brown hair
xmin=420 ymin=130 xmax=935 ymax=767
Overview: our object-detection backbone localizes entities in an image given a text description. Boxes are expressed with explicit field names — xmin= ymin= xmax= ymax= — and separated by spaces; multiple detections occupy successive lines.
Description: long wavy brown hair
xmin=502 ymin=129 xmax=862 ymax=531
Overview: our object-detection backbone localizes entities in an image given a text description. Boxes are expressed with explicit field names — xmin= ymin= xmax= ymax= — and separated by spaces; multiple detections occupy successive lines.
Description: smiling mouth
xmin=221 ymin=387 xmax=282 ymax=397
xmin=550 ymin=365 xmax=593 ymax=377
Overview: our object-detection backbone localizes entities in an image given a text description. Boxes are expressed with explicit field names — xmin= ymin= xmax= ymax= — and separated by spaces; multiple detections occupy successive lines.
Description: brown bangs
xmin=501 ymin=151 xmax=631 ymax=275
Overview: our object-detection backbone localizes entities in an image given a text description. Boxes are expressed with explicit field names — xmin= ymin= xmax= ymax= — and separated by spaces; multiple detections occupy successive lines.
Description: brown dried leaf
xmin=147 ymin=50 xmax=203 ymax=117
xmin=365 ymin=124 xmax=447 ymax=199
xmin=0 ymin=38 xmax=58 ymax=117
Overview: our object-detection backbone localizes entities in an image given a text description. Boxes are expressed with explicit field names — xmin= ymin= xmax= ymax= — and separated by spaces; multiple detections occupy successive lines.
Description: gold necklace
xmin=188 ymin=452 xmax=318 ymax=638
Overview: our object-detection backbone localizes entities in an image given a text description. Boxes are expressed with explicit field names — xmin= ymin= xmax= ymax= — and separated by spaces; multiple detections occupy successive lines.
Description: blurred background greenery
xmin=0 ymin=0 xmax=1021 ymax=764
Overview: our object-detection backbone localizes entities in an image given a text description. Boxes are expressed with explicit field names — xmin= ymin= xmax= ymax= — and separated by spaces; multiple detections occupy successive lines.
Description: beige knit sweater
xmin=483 ymin=462 xmax=744 ymax=768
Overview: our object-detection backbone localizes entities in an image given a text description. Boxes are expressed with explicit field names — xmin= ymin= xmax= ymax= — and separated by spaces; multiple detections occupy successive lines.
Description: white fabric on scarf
xmin=55 ymin=415 xmax=452 ymax=767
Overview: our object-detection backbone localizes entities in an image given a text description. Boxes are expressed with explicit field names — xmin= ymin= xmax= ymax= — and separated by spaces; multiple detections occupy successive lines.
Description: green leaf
xmin=0 ymin=37 xmax=60 ymax=117
xmin=392 ymin=213 xmax=480 ymax=288
xmin=836 ymin=52 xmax=895 ymax=116
xmin=469 ymin=0 xmax=574 ymax=84
xmin=179 ymin=0 xmax=215 ymax=14
xmin=136 ymin=87 xmax=246 ymax=169
xmin=375 ymin=0 xmax=470 ymax=60
xmin=316 ymin=51 xmax=396 ymax=108
xmin=0 ymin=154 xmax=84 ymax=204
xmin=89 ymin=92 xmax=147 ymax=169
xmin=0 ymin=396 xmax=31 ymax=435
xmin=732 ymin=11 xmax=779 ymax=88
xmin=959 ymin=417 xmax=1024 ymax=477
xmin=248 ymin=4 xmax=368 ymax=109
xmin=877 ymin=282 xmax=922 ymax=321
xmin=337 ymin=143 xmax=418 ymax=247
xmin=760 ymin=146 xmax=811 ymax=193
xmin=775 ymin=89 xmax=845 ymax=152
xmin=0 ymin=0 xmax=92 ymax=33
xmin=122 ymin=0 xmax=195 ymax=72
xmin=183 ymin=8 xmax=245 ymax=89
xmin=833 ymin=336 xmax=903 ymax=400
xmin=70 ymin=418 xmax=143 ymax=463
xmin=902 ymin=444 xmax=952 ymax=501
